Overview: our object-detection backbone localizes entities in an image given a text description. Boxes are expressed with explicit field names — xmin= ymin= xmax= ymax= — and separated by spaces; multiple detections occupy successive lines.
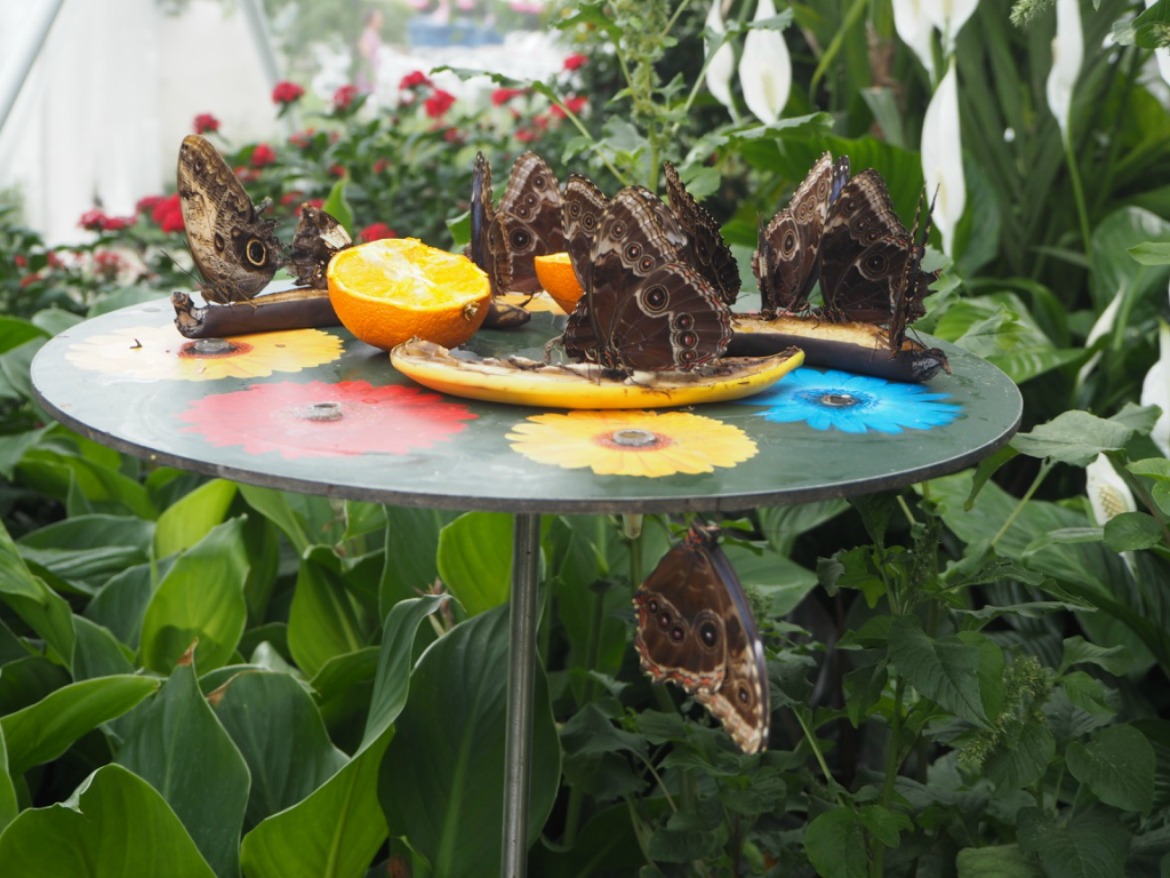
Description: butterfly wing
xmin=177 ymin=134 xmax=282 ymax=304
xmin=465 ymin=152 xmax=513 ymax=296
xmin=634 ymin=523 xmax=770 ymax=754
xmin=287 ymin=205 xmax=352 ymax=288
xmin=494 ymin=152 xmax=566 ymax=293
xmin=887 ymin=191 xmax=940 ymax=353
xmin=561 ymin=173 xmax=608 ymax=291
xmin=663 ymin=161 xmax=741 ymax=305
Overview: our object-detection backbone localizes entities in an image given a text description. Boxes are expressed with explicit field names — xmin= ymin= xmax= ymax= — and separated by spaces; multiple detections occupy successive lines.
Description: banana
xmin=729 ymin=314 xmax=949 ymax=383
xmin=390 ymin=338 xmax=805 ymax=409
xmin=172 ymin=288 xmax=339 ymax=338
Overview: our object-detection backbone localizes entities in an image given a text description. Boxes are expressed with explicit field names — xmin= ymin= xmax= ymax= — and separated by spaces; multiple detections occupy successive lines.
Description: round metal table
xmin=31 ymin=295 xmax=1022 ymax=877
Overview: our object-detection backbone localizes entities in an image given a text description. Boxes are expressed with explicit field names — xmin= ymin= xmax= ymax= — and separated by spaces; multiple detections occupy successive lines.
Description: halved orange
xmin=327 ymin=237 xmax=490 ymax=351
xmin=533 ymin=252 xmax=584 ymax=314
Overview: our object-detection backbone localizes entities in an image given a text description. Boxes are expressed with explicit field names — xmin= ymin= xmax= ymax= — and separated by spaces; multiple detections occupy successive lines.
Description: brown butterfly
xmin=561 ymin=186 xmax=732 ymax=372
xmin=634 ymin=522 xmax=770 ymax=755
xmin=177 ymin=134 xmax=283 ymax=304
xmin=561 ymin=173 xmax=609 ymax=291
xmin=662 ymin=161 xmax=741 ymax=305
xmin=752 ymin=151 xmax=851 ymax=316
xmin=287 ymin=204 xmax=353 ymax=289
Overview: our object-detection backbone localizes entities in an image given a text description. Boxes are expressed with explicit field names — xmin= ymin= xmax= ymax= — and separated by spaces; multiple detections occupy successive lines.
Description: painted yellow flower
xmin=507 ymin=410 xmax=757 ymax=478
xmin=65 ymin=324 xmax=343 ymax=382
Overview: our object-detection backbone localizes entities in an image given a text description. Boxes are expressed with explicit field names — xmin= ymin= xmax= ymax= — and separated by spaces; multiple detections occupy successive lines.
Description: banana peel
xmin=729 ymin=313 xmax=949 ymax=383
xmin=172 ymin=288 xmax=339 ymax=338
xmin=390 ymin=338 xmax=805 ymax=409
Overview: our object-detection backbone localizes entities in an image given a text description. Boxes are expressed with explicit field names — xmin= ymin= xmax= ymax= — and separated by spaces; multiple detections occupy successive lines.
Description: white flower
xmin=1046 ymin=0 xmax=1083 ymax=141
xmin=704 ymin=0 xmax=736 ymax=113
xmin=1075 ymin=291 xmax=1123 ymax=386
xmin=738 ymin=0 xmax=791 ymax=126
xmin=1145 ymin=0 xmax=1170 ymax=88
xmin=1140 ymin=318 xmax=1170 ymax=457
xmin=1086 ymin=453 xmax=1136 ymax=526
xmin=926 ymin=0 xmax=980 ymax=58
xmin=921 ymin=60 xmax=966 ymax=256
xmin=892 ymin=0 xmax=936 ymax=79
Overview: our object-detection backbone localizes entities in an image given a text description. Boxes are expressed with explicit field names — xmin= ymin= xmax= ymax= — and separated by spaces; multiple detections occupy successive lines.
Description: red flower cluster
xmin=93 ymin=250 xmax=123 ymax=279
xmin=289 ymin=128 xmax=316 ymax=149
xmin=150 ymin=194 xmax=184 ymax=234
xmin=551 ymin=95 xmax=588 ymax=119
xmin=79 ymin=209 xmax=135 ymax=233
xmin=492 ymin=87 xmax=526 ymax=106
xmin=563 ymin=53 xmax=587 ymax=71
xmin=399 ymin=70 xmax=432 ymax=90
xmin=272 ymin=81 xmax=305 ymax=104
xmin=193 ymin=113 xmax=220 ymax=135
xmin=333 ymin=84 xmax=360 ymax=112
xmin=424 ymin=89 xmax=456 ymax=119
xmin=359 ymin=222 xmax=397 ymax=242
xmin=251 ymin=143 xmax=276 ymax=168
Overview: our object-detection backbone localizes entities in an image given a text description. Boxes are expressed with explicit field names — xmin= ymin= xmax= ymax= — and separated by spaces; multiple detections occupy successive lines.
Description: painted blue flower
xmin=738 ymin=368 xmax=962 ymax=434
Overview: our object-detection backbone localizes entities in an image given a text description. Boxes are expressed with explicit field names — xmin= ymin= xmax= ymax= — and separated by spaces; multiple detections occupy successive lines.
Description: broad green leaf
xmin=238 ymin=485 xmax=339 ymax=554
xmin=956 ymin=844 xmax=1042 ymax=877
xmin=437 ymin=511 xmax=522 ymax=615
xmin=0 ymin=425 xmax=51 ymax=480
xmin=213 ymin=671 xmax=347 ymax=831
xmin=240 ymin=729 xmax=392 ymax=878
xmin=287 ymin=552 xmax=369 ymax=678
xmin=71 ymin=616 xmax=134 ymax=681
xmin=1066 ymin=725 xmax=1155 ymax=813
xmin=18 ymin=449 xmax=157 ymax=519
xmin=380 ymin=606 xmax=560 ymax=878
xmin=1060 ymin=636 xmax=1134 ymax=676
xmin=805 ymin=808 xmax=867 ymax=878
xmin=0 ymin=764 xmax=215 ymax=876
xmin=1103 ymin=512 xmax=1163 ymax=551
xmin=888 ymin=616 xmax=993 ymax=728
xmin=0 ymin=726 xmax=16 ymax=835
xmin=983 ymin=719 xmax=1056 ymax=791
xmin=1129 ymin=241 xmax=1170 ymax=265
xmin=0 ymin=674 xmax=160 ymax=775
xmin=140 ymin=517 xmax=249 ymax=673
xmin=528 ymin=804 xmax=644 ymax=878
xmin=1012 ymin=411 xmax=1134 ymax=466
xmin=85 ymin=557 xmax=172 ymax=650
xmin=0 ymin=518 xmax=75 ymax=663
xmin=18 ymin=513 xmax=154 ymax=593
xmin=1089 ymin=207 xmax=1170 ymax=314
xmin=322 ymin=177 xmax=353 ymax=233
xmin=1127 ymin=458 xmax=1170 ymax=480
xmin=118 ymin=663 xmax=250 ymax=878
xmin=154 ymin=479 xmax=238 ymax=558
xmin=1019 ymin=806 xmax=1131 ymax=878
xmin=380 ymin=506 xmax=455 ymax=610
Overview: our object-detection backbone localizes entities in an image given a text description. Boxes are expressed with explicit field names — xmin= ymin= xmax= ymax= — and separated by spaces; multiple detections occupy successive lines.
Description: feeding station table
xmin=31 ymin=293 xmax=1022 ymax=878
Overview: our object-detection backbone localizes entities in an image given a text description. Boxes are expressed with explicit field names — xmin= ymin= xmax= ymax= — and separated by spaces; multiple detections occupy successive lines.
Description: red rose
xmin=492 ymin=87 xmax=524 ymax=106
xmin=424 ymin=89 xmax=456 ymax=119
xmin=563 ymin=53 xmax=587 ymax=71
xmin=333 ymin=84 xmax=360 ymax=112
xmin=193 ymin=113 xmax=220 ymax=134
xmin=272 ymin=81 xmax=305 ymax=104
xmin=359 ymin=223 xmax=397 ymax=242
xmin=150 ymin=194 xmax=184 ymax=234
xmin=251 ymin=143 xmax=276 ymax=168
xmin=399 ymin=70 xmax=431 ymax=90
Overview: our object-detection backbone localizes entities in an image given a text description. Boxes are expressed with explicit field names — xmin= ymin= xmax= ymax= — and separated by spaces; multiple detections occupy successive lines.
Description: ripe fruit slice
xmin=533 ymin=252 xmax=584 ymax=314
xmin=327 ymin=237 xmax=490 ymax=351
xmin=391 ymin=339 xmax=804 ymax=409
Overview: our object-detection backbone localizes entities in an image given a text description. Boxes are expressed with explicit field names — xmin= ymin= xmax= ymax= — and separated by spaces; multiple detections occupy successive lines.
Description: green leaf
xmin=117 ymin=663 xmax=250 ymax=878
xmin=0 ymin=674 xmax=160 ymax=775
xmin=1066 ymin=725 xmax=1156 ymax=813
xmin=71 ymin=616 xmax=135 ymax=681
xmin=983 ymin=719 xmax=1056 ymax=791
xmin=437 ymin=511 xmax=524 ymax=615
xmin=140 ymin=517 xmax=249 ymax=673
xmin=380 ymin=506 xmax=455 ymax=610
xmin=956 ymin=844 xmax=1042 ymax=877
xmin=1011 ymin=411 xmax=1134 ymax=466
xmin=154 ymin=479 xmax=238 ymax=558
xmin=1019 ymin=806 xmax=1131 ymax=878
xmin=1103 ymin=512 xmax=1164 ymax=552
xmin=1060 ymin=636 xmax=1134 ymax=676
xmin=1129 ymin=241 xmax=1170 ymax=265
xmin=0 ymin=764 xmax=215 ymax=876
xmin=0 ymin=518 xmax=75 ymax=663
xmin=0 ymin=726 xmax=17 ymax=835
xmin=322 ymin=177 xmax=353 ymax=234
xmin=380 ymin=606 xmax=560 ymax=877
xmin=805 ymin=808 xmax=867 ymax=878
xmin=888 ymin=616 xmax=994 ymax=728
xmin=287 ymin=552 xmax=368 ymax=678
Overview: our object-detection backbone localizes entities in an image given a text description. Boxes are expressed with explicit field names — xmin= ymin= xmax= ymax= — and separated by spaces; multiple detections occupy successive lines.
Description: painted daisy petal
xmin=705 ymin=0 xmax=735 ymax=113
xmin=1086 ymin=453 xmax=1136 ymax=525
xmin=922 ymin=59 xmax=966 ymax=257
xmin=1140 ymin=319 xmax=1170 ymax=457
xmin=1047 ymin=0 xmax=1083 ymax=141
xmin=892 ymin=0 xmax=936 ymax=78
xmin=738 ymin=0 xmax=791 ymax=126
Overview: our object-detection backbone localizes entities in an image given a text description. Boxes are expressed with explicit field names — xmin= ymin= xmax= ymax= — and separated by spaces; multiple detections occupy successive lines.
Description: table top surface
xmin=30 ymin=294 xmax=1022 ymax=514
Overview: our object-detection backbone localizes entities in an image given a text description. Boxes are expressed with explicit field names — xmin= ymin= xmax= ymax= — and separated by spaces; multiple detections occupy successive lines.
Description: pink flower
xmin=359 ymin=222 xmax=398 ymax=242
xmin=399 ymin=70 xmax=432 ymax=90
xmin=272 ymin=81 xmax=305 ymax=104
xmin=333 ymin=84 xmax=361 ymax=112
xmin=563 ymin=53 xmax=587 ymax=71
xmin=492 ymin=87 xmax=525 ymax=106
xmin=251 ymin=143 xmax=276 ymax=168
xmin=150 ymin=194 xmax=184 ymax=234
xmin=193 ymin=113 xmax=220 ymax=134
xmin=424 ymin=89 xmax=456 ymax=118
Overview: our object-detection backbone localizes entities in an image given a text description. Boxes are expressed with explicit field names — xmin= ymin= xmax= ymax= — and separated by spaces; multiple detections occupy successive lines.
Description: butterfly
xmin=751 ymin=151 xmax=851 ymax=316
xmin=561 ymin=185 xmax=732 ymax=372
xmin=177 ymin=134 xmax=284 ymax=304
xmin=287 ymin=204 xmax=353 ymax=289
xmin=561 ymin=173 xmax=609 ymax=291
xmin=467 ymin=151 xmax=566 ymax=295
xmin=633 ymin=522 xmax=770 ymax=755
xmin=662 ymin=161 xmax=741 ymax=305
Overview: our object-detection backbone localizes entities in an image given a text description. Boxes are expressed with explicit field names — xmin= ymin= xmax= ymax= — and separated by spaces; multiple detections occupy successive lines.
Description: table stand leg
xmin=500 ymin=512 xmax=541 ymax=878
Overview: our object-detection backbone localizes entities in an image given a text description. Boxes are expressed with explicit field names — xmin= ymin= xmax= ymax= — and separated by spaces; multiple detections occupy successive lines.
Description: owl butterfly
xmin=662 ymin=161 xmax=741 ymax=305
xmin=560 ymin=185 xmax=732 ymax=372
xmin=819 ymin=169 xmax=939 ymax=336
xmin=177 ymin=134 xmax=284 ymax=304
xmin=752 ymin=151 xmax=851 ymax=316
xmin=467 ymin=151 xmax=565 ymax=295
xmin=286 ymin=204 xmax=353 ymax=289
xmin=885 ymin=189 xmax=939 ymax=355
xmin=561 ymin=173 xmax=609 ymax=291
xmin=633 ymin=522 xmax=770 ymax=755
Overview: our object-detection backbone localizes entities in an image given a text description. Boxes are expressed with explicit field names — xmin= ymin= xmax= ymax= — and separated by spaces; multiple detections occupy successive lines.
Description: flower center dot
xmin=299 ymin=401 xmax=343 ymax=422
xmin=192 ymin=338 xmax=232 ymax=355
xmin=610 ymin=428 xmax=660 ymax=448
xmin=819 ymin=392 xmax=859 ymax=408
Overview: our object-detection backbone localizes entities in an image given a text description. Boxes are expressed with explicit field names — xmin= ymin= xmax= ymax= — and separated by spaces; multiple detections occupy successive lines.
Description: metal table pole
xmin=500 ymin=512 xmax=541 ymax=878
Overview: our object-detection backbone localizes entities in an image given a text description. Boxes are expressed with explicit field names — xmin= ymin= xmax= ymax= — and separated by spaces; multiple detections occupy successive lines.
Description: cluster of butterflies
xmin=176 ymin=135 xmax=352 ymax=305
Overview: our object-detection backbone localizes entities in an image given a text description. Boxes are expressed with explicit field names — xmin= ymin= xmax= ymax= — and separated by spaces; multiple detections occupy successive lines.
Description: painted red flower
xmin=333 ymin=84 xmax=360 ymax=112
xmin=424 ymin=89 xmax=456 ymax=119
xmin=251 ymin=143 xmax=276 ymax=168
xmin=179 ymin=380 xmax=477 ymax=460
xmin=151 ymin=194 xmax=184 ymax=233
xmin=272 ymin=81 xmax=305 ymax=104
xmin=563 ymin=53 xmax=587 ymax=71
xmin=193 ymin=113 xmax=220 ymax=134
xmin=359 ymin=222 xmax=397 ymax=242
xmin=399 ymin=70 xmax=431 ymax=90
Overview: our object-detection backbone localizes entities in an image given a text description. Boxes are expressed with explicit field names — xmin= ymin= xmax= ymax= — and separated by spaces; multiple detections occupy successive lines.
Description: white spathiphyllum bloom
xmin=1046 ymin=0 xmax=1083 ymax=141
xmin=921 ymin=59 xmax=965 ymax=257
xmin=739 ymin=0 xmax=791 ymax=126
xmin=704 ymin=0 xmax=735 ymax=113
xmin=1086 ymin=453 xmax=1137 ymax=526
xmin=892 ymin=0 xmax=936 ymax=79
xmin=1140 ymin=319 xmax=1170 ymax=457
xmin=1145 ymin=0 xmax=1170 ymax=89
xmin=926 ymin=0 xmax=980 ymax=58
xmin=1075 ymin=291 xmax=1124 ymax=385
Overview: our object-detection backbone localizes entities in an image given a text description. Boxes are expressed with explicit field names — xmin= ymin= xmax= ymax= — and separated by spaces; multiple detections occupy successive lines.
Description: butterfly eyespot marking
xmin=213 ymin=233 xmax=226 ymax=253
xmin=510 ymin=229 xmax=532 ymax=250
xmin=865 ymin=253 xmax=888 ymax=273
xmin=645 ymin=597 xmax=659 ymax=613
xmin=679 ymin=349 xmax=698 ymax=364
xmin=782 ymin=231 xmax=797 ymax=253
xmin=657 ymin=611 xmax=673 ymax=629
xmin=642 ymin=284 xmax=669 ymax=311
xmin=625 ymin=242 xmax=642 ymax=261
xmin=699 ymin=620 xmax=719 ymax=648
xmin=677 ymin=330 xmax=698 ymax=348
xmin=611 ymin=221 xmax=627 ymax=238
xmin=675 ymin=313 xmax=695 ymax=331
xmin=245 ymin=239 xmax=268 ymax=266
xmin=669 ymin=624 xmax=685 ymax=642
xmin=738 ymin=685 xmax=751 ymax=704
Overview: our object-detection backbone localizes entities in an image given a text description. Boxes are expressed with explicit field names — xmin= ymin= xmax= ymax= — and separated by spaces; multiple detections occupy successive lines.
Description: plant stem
xmin=871 ymin=677 xmax=906 ymax=878
xmin=991 ymin=461 xmax=1052 ymax=547
xmin=793 ymin=708 xmax=842 ymax=803
xmin=1062 ymin=133 xmax=1093 ymax=259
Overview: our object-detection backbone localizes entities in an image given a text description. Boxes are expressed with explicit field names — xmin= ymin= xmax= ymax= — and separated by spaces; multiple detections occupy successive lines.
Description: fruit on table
xmin=533 ymin=252 xmax=585 ymax=314
xmin=327 ymin=237 xmax=490 ymax=351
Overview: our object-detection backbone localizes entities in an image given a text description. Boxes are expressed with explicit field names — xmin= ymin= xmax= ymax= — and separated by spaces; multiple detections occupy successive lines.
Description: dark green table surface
xmin=30 ymin=295 xmax=1022 ymax=514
